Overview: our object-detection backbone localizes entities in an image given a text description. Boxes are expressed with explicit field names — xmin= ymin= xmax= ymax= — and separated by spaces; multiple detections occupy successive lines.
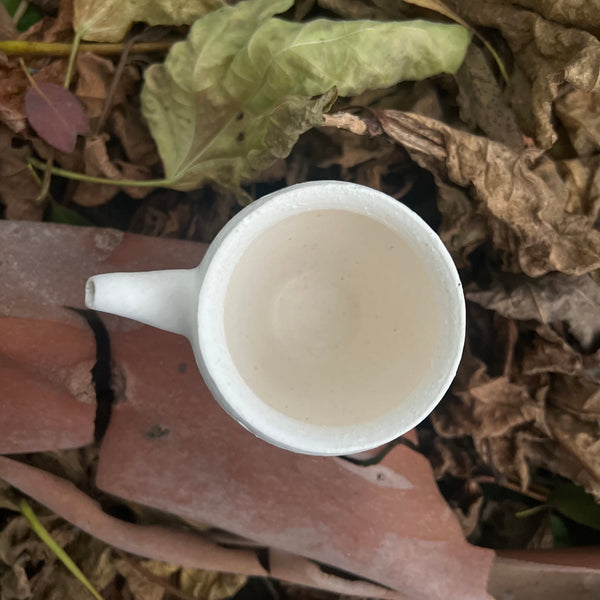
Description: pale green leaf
xmin=141 ymin=0 xmax=471 ymax=193
xmin=74 ymin=0 xmax=224 ymax=42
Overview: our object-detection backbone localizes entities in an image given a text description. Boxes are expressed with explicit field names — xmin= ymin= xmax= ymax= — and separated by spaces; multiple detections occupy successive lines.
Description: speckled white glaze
xmin=85 ymin=181 xmax=465 ymax=455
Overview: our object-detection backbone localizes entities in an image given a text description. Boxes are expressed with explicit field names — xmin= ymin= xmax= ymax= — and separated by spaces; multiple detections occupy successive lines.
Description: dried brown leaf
xmin=466 ymin=272 xmax=600 ymax=352
xmin=0 ymin=59 xmax=66 ymax=134
xmin=178 ymin=569 xmax=247 ymax=600
xmin=435 ymin=183 xmax=487 ymax=268
xmin=467 ymin=377 xmax=540 ymax=439
xmin=447 ymin=0 xmax=600 ymax=148
xmin=555 ymin=90 xmax=600 ymax=156
xmin=512 ymin=0 xmax=600 ymax=35
xmin=0 ymin=3 xmax=18 ymax=40
xmin=318 ymin=129 xmax=394 ymax=169
xmin=548 ymin=374 xmax=600 ymax=419
xmin=557 ymin=155 xmax=600 ymax=223
xmin=71 ymin=135 xmax=153 ymax=206
xmin=75 ymin=53 xmax=138 ymax=122
xmin=115 ymin=558 xmax=171 ymax=600
xmin=376 ymin=110 xmax=600 ymax=276
xmin=19 ymin=0 xmax=74 ymax=44
xmin=455 ymin=45 xmax=523 ymax=148
xmin=545 ymin=408 xmax=600 ymax=498
xmin=522 ymin=325 xmax=583 ymax=377
xmin=430 ymin=437 xmax=480 ymax=480
xmin=0 ymin=126 xmax=44 ymax=220
xmin=0 ymin=564 xmax=31 ymax=600
xmin=316 ymin=0 xmax=392 ymax=20
xmin=110 ymin=105 xmax=159 ymax=167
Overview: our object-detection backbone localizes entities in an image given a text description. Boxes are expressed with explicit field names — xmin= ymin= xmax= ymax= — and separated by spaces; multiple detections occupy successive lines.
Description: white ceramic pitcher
xmin=85 ymin=181 xmax=465 ymax=455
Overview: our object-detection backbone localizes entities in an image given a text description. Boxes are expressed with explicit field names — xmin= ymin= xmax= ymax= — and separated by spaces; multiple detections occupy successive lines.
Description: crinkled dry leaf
xmin=30 ymin=566 xmax=93 ymax=600
xmin=20 ymin=0 xmax=74 ymax=44
xmin=438 ymin=376 xmax=540 ymax=441
xmin=75 ymin=52 xmax=139 ymax=122
xmin=71 ymin=135 xmax=153 ymax=206
xmin=557 ymin=155 xmax=600 ymax=222
xmin=466 ymin=273 xmax=600 ymax=352
xmin=74 ymin=0 xmax=223 ymax=42
xmin=0 ymin=563 xmax=31 ymax=600
xmin=512 ymin=0 xmax=600 ymax=35
xmin=0 ymin=126 xmax=44 ymax=220
xmin=548 ymin=373 xmax=600 ymax=419
xmin=316 ymin=0 xmax=395 ymax=20
xmin=375 ymin=110 xmax=600 ymax=276
xmin=0 ymin=3 xmax=18 ymax=40
xmin=447 ymin=0 xmax=600 ymax=148
xmin=0 ymin=58 xmax=66 ymax=134
xmin=455 ymin=45 xmax=523 ymax=148
xmin=179 ymin=569 xmax=247 ymax=600
xmin=522 ymin=325 xmax=583 ymax=377
xmin=546 ymin=408 xmax=600 ymax=499
xmin=555 ymin=90 xmax=600 ymax=157
xmin=141 ymin=0 xmax=471 ymax=193
xmin=115 ymin=558 xmax=172 ymax=600
xmin=110 ymin=105 xmax=159 ymax=167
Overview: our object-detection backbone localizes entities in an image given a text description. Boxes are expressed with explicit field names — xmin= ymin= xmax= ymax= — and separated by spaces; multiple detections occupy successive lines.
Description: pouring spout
xmin=85 ymin=269 xmax=198 ymax=338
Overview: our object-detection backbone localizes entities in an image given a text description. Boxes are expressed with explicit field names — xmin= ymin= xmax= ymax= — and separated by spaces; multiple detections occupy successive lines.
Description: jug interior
xmin=223 ymin=209 xmax=439 ymax=427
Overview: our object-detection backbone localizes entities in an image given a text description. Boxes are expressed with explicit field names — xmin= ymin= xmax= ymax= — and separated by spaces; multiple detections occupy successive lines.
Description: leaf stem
xmin=64 ymin=29 xmax=83 ymax=88
xmin=12 ymin=0 xmax=29 ymax=26
xmin=28 ymin=157 xmax=171 ymax=188
xmin=0 ymin=40 xmax=175 ymax=56
xmin=20 ymin=500 xmax=103 ymax=600
xmin=515 ymin=504 xmax=550 ymax=518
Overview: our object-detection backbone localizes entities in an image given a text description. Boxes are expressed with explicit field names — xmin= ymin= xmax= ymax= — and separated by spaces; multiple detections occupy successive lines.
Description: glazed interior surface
xmin=224 ymin=209 xmax=439 ymax=426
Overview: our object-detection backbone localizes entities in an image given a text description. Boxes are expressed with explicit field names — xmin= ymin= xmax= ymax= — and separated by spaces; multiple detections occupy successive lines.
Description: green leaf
xmin=2 ymin=0 xmax=43 ymax=31
xmin=141 ymin=0 xmax=471 ymax=194
xmin=550 ymin=513 xmax=572 ymax=549
xmin=74 ymin=0 xmax=224 ymax=42
xmin=49 ymin=200 xmax=94 ymax=226
xmin=549 ymin=483 xmax=600 ymax=532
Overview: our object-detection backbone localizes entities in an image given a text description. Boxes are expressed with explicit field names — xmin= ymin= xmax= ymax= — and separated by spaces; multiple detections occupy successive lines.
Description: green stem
xmin=28 ymin=157 xmax=172 ymax=188
xmin=0 ymin=40 xmax=174 ymax=56
xmin=20 ymin=500 xmax=103 ymax=600
xmin=515 ymin=504 xmax=550 ymax=518
xmin=64 ymin=29 xmax=84 ymax=88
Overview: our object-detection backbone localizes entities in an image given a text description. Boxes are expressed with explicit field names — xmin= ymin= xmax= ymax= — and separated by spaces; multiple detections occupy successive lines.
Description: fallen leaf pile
xmin=1 ymin=0 xmax=600 ymax=580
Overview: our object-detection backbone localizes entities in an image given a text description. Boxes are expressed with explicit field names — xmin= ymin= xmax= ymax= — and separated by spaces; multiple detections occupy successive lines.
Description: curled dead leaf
xmin=71 ymin=135 xmax=153 ymax=206
xmin=555 ymin=90 xmax=600 ymax=157
xmin=0 ymin=126 xmax=44 ymax=220
xmin=466 ymin=273 xmax=600 ymax=353
xmin=376 ymin=110 xmax=600 ymax=276
xmin=447 ymin=0 xmax=600 ymax=148
xmin=455 ymin=45 xmax=523 ymax=149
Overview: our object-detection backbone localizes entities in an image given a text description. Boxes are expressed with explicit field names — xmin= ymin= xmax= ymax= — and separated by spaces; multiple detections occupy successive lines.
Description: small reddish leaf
xmin=25 ymin=83 xmax=89 ymax=153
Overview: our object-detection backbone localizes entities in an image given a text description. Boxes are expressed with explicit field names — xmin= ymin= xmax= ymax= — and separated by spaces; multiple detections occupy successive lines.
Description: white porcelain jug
xmin=85 ymin=181 xmax=465 ymax=455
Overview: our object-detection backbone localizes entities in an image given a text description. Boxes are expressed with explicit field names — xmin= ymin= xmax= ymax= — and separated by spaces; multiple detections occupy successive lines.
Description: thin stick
xmin=94 ymin=37 xmax=135 ymax=135
xmin=35 ymin=154 xmax=54 ymax=203
xmin=473 ymin=475 xmax=548 ymax=502
xmin=12 ymin=0 xmax=29 ymax=25
xmin=322 ymin=112 xmax=383 ymax=137
xmin=0 ymin=40 xmax=175 ymax=56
